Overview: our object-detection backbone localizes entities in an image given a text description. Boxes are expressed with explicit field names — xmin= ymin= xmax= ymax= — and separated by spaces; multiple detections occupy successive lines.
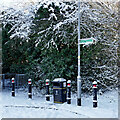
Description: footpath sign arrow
xmin=80 ymin=37 xmax=96 ymax=44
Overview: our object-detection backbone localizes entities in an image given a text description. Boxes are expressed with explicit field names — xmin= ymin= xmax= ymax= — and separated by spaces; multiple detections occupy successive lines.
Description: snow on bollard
xmin=67 ymin=80 xmax=71 ymax=104
xmin=12 ymin=78 xmax=15 ymax=97
xmin=28 ymin=79 xmax=32 ymax=99
xmin=46 ymin=79 xmax=50 ymax=101
xmin=93 ymin=81 xmax=97 ymax=108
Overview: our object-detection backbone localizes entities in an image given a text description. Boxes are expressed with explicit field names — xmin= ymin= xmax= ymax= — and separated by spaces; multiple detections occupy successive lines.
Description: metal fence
xmin=0 ymin=73 xmax=27 ymax=90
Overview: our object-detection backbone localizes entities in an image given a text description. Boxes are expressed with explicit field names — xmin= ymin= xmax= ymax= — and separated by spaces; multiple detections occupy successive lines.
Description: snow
xmin=93 ymin=81 xmax=97 ymax=84
xmin=0 ymin=2 xmax=118 ymax=118
xmin=53 ymin=78 xmax=66 ymax=82
xmin=0 ymin=89 xmax=118 ymax=118
xmin=48 ymin=13 xmax=57 ymax=21
xmin=0 ymin=0 xmax=39 ymax=11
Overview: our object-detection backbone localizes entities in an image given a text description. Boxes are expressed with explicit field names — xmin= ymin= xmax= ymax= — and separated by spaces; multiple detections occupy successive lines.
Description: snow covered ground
xmin=0 ymin=88 xmax=118 ymax=118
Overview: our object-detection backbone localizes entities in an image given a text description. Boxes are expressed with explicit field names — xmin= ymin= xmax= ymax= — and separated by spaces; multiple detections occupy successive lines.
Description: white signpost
xmin=80 ymin=37 xmax=96 ymax=45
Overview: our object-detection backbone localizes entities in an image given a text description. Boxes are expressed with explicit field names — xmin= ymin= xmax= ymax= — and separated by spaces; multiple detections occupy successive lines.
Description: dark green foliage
xmin=2 ymin=24 xmax=30 ymax=74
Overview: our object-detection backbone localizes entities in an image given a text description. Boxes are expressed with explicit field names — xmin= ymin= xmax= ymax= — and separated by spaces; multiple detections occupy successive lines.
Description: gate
xmin=0 ymin=73 xmax=27 ymax=90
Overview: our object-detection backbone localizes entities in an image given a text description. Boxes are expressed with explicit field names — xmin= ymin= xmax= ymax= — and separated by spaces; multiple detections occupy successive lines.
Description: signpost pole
xmin=77 ymin=0 xmax=81 ymax=106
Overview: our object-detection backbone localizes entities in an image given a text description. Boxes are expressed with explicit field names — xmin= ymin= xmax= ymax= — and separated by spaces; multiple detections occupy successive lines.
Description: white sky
xmin=0 ymin=0 xmax=119 ymax=11
xmin=0 ymin=0 xmax=39 ymax=11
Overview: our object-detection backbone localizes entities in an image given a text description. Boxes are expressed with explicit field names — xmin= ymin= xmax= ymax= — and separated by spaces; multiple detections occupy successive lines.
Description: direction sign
xmin=80 ymin=37 xmax=96 ymax=44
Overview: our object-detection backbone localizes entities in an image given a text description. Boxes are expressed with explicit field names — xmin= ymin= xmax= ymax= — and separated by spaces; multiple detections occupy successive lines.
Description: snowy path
xmin=0 ymin=89 xmax=118 ymax=118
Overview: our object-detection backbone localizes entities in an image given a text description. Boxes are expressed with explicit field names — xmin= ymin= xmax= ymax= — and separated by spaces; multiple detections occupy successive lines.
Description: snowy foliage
xmin=2 ymin=4 xmax=38 ymax=40
xmin=1 ymin=0 xmax=119 ymax=92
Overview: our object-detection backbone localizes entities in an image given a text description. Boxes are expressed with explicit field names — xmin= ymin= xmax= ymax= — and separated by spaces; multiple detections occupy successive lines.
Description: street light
xmin=77 ymin=0 xmax=81 ymax=106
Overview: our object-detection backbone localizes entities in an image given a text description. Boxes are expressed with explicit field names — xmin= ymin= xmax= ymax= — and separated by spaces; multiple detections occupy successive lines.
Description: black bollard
xmin=93 ymin=81 xmax=97 ymax=108
xmin=67 ymin=80 xmax=71 ymax=104
xmin=12 ymin=78 xmax=15 ymax=97
xmin=46 ymin=79 xmax=50 ymax=101
xmin=28 ymin=79 xmax=32 ymax=99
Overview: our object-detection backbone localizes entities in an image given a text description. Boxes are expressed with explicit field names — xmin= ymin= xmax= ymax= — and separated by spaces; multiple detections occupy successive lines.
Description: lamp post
xmin=77 ymin=0 xmax=81 ymax=106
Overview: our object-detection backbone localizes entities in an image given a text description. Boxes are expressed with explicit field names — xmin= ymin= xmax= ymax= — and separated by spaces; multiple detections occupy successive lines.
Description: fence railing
xmin=0 ymin=73 xmax=27 ymax=89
